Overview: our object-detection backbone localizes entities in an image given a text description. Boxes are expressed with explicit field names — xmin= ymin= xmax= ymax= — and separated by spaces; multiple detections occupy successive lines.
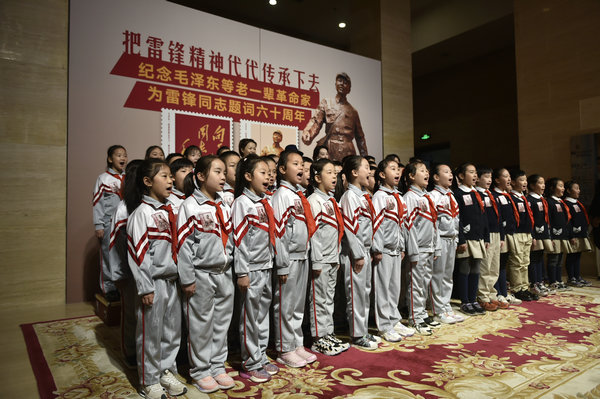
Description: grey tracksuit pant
xmin=341 ymin=252 xmax=372 ymax=338
xmin=240 ymin=269 xmax=272 ymax=371
xmin=408 ymin=252 xmax=434 ymax=325
xmin=309 ymin=263 xmax=338 ymax=338
xmin=274 ymin=259 xmax=309 ymax=353
xmin=135 ymin=279 xmax=181 ymax=386
xmin=185 ymin=268 xmax=234 ymax=380
xmin=100 ymin=232 xmax=116 ymax=294
xmin=430 ymin=237 xmax=457 ymax=315
xmin=374 ymin=253 xmax=402 ymax=333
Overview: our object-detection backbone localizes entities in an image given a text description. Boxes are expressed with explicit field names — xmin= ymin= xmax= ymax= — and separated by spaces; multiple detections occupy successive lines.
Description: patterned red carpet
xmin=22 ymin=286 xmax=600 ymax=398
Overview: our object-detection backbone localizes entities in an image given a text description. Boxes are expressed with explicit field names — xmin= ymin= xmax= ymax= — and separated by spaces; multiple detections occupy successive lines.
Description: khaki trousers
xmin=478 ymin=232 xmax=500 ymax=302
xmin=506 ymin=233 xmax=532 ymax=292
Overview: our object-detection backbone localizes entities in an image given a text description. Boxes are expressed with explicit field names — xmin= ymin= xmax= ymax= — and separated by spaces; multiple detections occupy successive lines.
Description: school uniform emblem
xmin=256 ymin=204 xmax=268 ymax=223
xmin=385 ymin=197 xmax=395 ymax=210
xmin=323 ymin=202 xmax=334 ymax=216
xmin=556 ymin=204 xmax=562 ymax=212
xmin=293 ymin=199 xmax=304 ymax=214
xmin=517 ymin=202 xmax=525 ymax=213
xmin=574 ymin=204 xmax=581 ymax=213
xmin=418 ymin=198 xmax=428 ymax=211
xmin=151 ymin=213 xmax=170 ymax=232
xmin=484 ymin=197 xmax=491 ymax=207
xmin=499 ymin=196 xmax=508 ymax=205
xmin=463 ymin=195 xmax=473 ymax=206
xmin=537 ymin=202 xmax=544 ymax=211
xmin=199 ymin=212 xmax=215 ymax=230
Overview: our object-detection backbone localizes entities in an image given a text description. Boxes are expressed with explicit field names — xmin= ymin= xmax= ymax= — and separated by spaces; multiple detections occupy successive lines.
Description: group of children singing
xmin=93 ymin=142 xmax=592 ymax=399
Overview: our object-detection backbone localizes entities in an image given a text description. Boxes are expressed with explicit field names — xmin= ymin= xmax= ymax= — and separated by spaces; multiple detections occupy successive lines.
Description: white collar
xmin=565 ymin=197 xmax=577 ymax=203
xmin=433 ymin=185 xmax=450 ymax=195
xmin=511 ymin=190 xmax=524 ymax=198
xmin=494 ymin=187 xmax=506 ymax=194
xmin=529 ymin=192 xmax=542 ymax=199
xmin=475 ymin=186 xmax=486 ymax=193
xmin=551 ymin=195 xmax=562 ymax=201
xmin=458 ymin=184 xmax=473 ymax=193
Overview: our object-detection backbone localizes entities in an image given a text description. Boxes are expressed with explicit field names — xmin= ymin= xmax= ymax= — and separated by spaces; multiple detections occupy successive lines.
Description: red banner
xmin=125 ymin=82 xmax=311 ymax=126
xmin=172 ymin=113 xmax=230 ymax=155
xmin=111 ymin=53 xmax=319 ymax=109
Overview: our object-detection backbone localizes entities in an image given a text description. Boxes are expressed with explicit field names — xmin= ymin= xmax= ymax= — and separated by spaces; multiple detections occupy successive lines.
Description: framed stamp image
xmin=161 ymin=109 xmax=233 ymax=155
xmin=239 ymin=119 xmax=300 ymax=157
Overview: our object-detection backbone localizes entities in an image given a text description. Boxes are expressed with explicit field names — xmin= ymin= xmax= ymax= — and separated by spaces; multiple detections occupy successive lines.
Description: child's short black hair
xmin=169 ymin=157 xmax=194 ymax=175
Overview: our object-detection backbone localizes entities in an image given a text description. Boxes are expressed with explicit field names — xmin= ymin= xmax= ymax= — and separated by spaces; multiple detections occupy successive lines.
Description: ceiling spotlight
xmin=338 ymin=22 xmax=347 ymax=28
xmin=269 ymin=0 xmax=277 ymax=5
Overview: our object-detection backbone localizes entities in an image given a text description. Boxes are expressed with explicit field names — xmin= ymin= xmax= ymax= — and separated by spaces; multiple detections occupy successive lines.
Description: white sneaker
xmin=393 ymin=322 xmax=415 ymax=337
xmin=412 ymin=322 xmax=433 ymax=336
xmin=497 ymin=295 xmax=509 ymax=305
xmin=434 ymin=313 xmax=456 ymax=324
xmin=381 ymin=329 xmax=402 ymax=342
xmin=447 ymin=311 xmax=465 ymax=323
xmin=159 ymin=370 xmax=187 ymax=396
xmin=506 ymin=293 xmax=522 ymax=305
xmin=140 ymin=384 xmax=167 ymax=399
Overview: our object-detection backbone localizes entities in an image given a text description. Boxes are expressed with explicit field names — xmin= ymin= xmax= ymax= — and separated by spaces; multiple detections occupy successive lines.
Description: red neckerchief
xmin=485 ymin=189 xmax=500 ymax=222
xmin=159 ymin=204 xmax=178 ymax=263
xmin=364 ymin=193 xmax=376 ymax=223
xmin=424 ymin=193 xmax=438 ymax=223
xmin=559 ymin=199 xmax=572 ymax=222
xmin=108 ymin=170 xmax=125 ymax=199
xmin=392 ymin=192 xmax=407 ymax=221
xmin=330 ymin=197 xmax=345 ymax=246
xmin=576 ymin=200 xmax=590 ymax=225
xmin=523 ymin=197 xmax=534 ymax=227
xmin=502 ymin=192 xmax=520 ymax=226
xmin=540 ymin=196 xmax=550 ymax=224
xmin=297 ymin=191 xmax=317 ymax=239
xmin=206 ymin=201 xmax=229 ymax=248
xmin=471 ymin=189 xmax=485 ymax=213
xmin=260 ymin=198 xmax=277 ymax=251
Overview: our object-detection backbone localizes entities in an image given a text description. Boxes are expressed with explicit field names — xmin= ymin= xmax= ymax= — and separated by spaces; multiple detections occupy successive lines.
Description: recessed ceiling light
xmin=338 ymin=22 xmax=347 ymax=28
xmin=269 ymin=0 xmax=277 ymax=5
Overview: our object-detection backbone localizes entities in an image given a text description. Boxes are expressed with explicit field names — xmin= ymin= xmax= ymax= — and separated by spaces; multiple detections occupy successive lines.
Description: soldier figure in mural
xmin=301 ymin=72 xmax=368 ymax=162
xmin=260 ymin=129 xmax=285 ymax=156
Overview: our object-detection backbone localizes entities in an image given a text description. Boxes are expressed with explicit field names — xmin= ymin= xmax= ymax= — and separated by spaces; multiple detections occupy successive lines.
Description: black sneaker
xmin=459 ymin=303 xmax=476 ymax=315
xmin=567 ymin=277 xmax=583 ymax=287
xmin=311 ymin=336 xmax=343 ymax=356
xmin=529 ymin=290 xmax=539 ymax=300
xmin=471 ymin=302 xmax=486 ymax=315
xmin=423 ymin=317 xmax=441 ymax=327
xmin=577 ymin=277 xmax=592 ymax=287
xmin=513 ymin=290 xmax=532 ymax=302
xmin=325 ymin=334 xmax=350 ymax=352
xmin=366 ymin=333 xmax=382 ymax=344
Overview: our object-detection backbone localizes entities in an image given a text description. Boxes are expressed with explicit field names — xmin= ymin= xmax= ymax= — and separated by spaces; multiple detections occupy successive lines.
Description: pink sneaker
xmin=193 ymin=375 xmax=218 ymax=393
xmin=214 ymin=373 xmax=235 ymax=390
xmin=277 ymin=351 xmax=307 ymax=368
xmin=295 ymin=347 xmax=317 ymax=364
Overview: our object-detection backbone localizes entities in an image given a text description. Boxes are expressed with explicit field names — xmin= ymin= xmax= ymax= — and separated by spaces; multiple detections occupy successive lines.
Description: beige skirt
xmin=565 ymin=237 xmax=592 ymax=254
xmin=544 ymin=239 xmax=569 ymax=254
xmin=531 ymin=238 xmax=553 ymax=252
xmin=456 ymin=239 xmax=487 ymax=259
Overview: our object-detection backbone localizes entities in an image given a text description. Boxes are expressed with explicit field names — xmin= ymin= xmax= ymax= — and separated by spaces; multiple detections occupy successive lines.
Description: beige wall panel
xmin=0 ymin=0 xmax=68 ymax=306
xmin=0 ymin=62 xmax=66 ymax=146
xmin=380 ymin=0 xmax=414 ymax=162
xmin=514 ymin=0 xmax=600 ymax=276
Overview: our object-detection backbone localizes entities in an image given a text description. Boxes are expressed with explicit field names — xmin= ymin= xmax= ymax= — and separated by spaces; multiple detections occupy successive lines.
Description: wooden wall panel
xmin=0 ymin=0 xmax=68 ymax=307
xmin=514 ymin=0 xmax=600 ymax=276
xmin=380 ymin=0 xmax=414 ymax=162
